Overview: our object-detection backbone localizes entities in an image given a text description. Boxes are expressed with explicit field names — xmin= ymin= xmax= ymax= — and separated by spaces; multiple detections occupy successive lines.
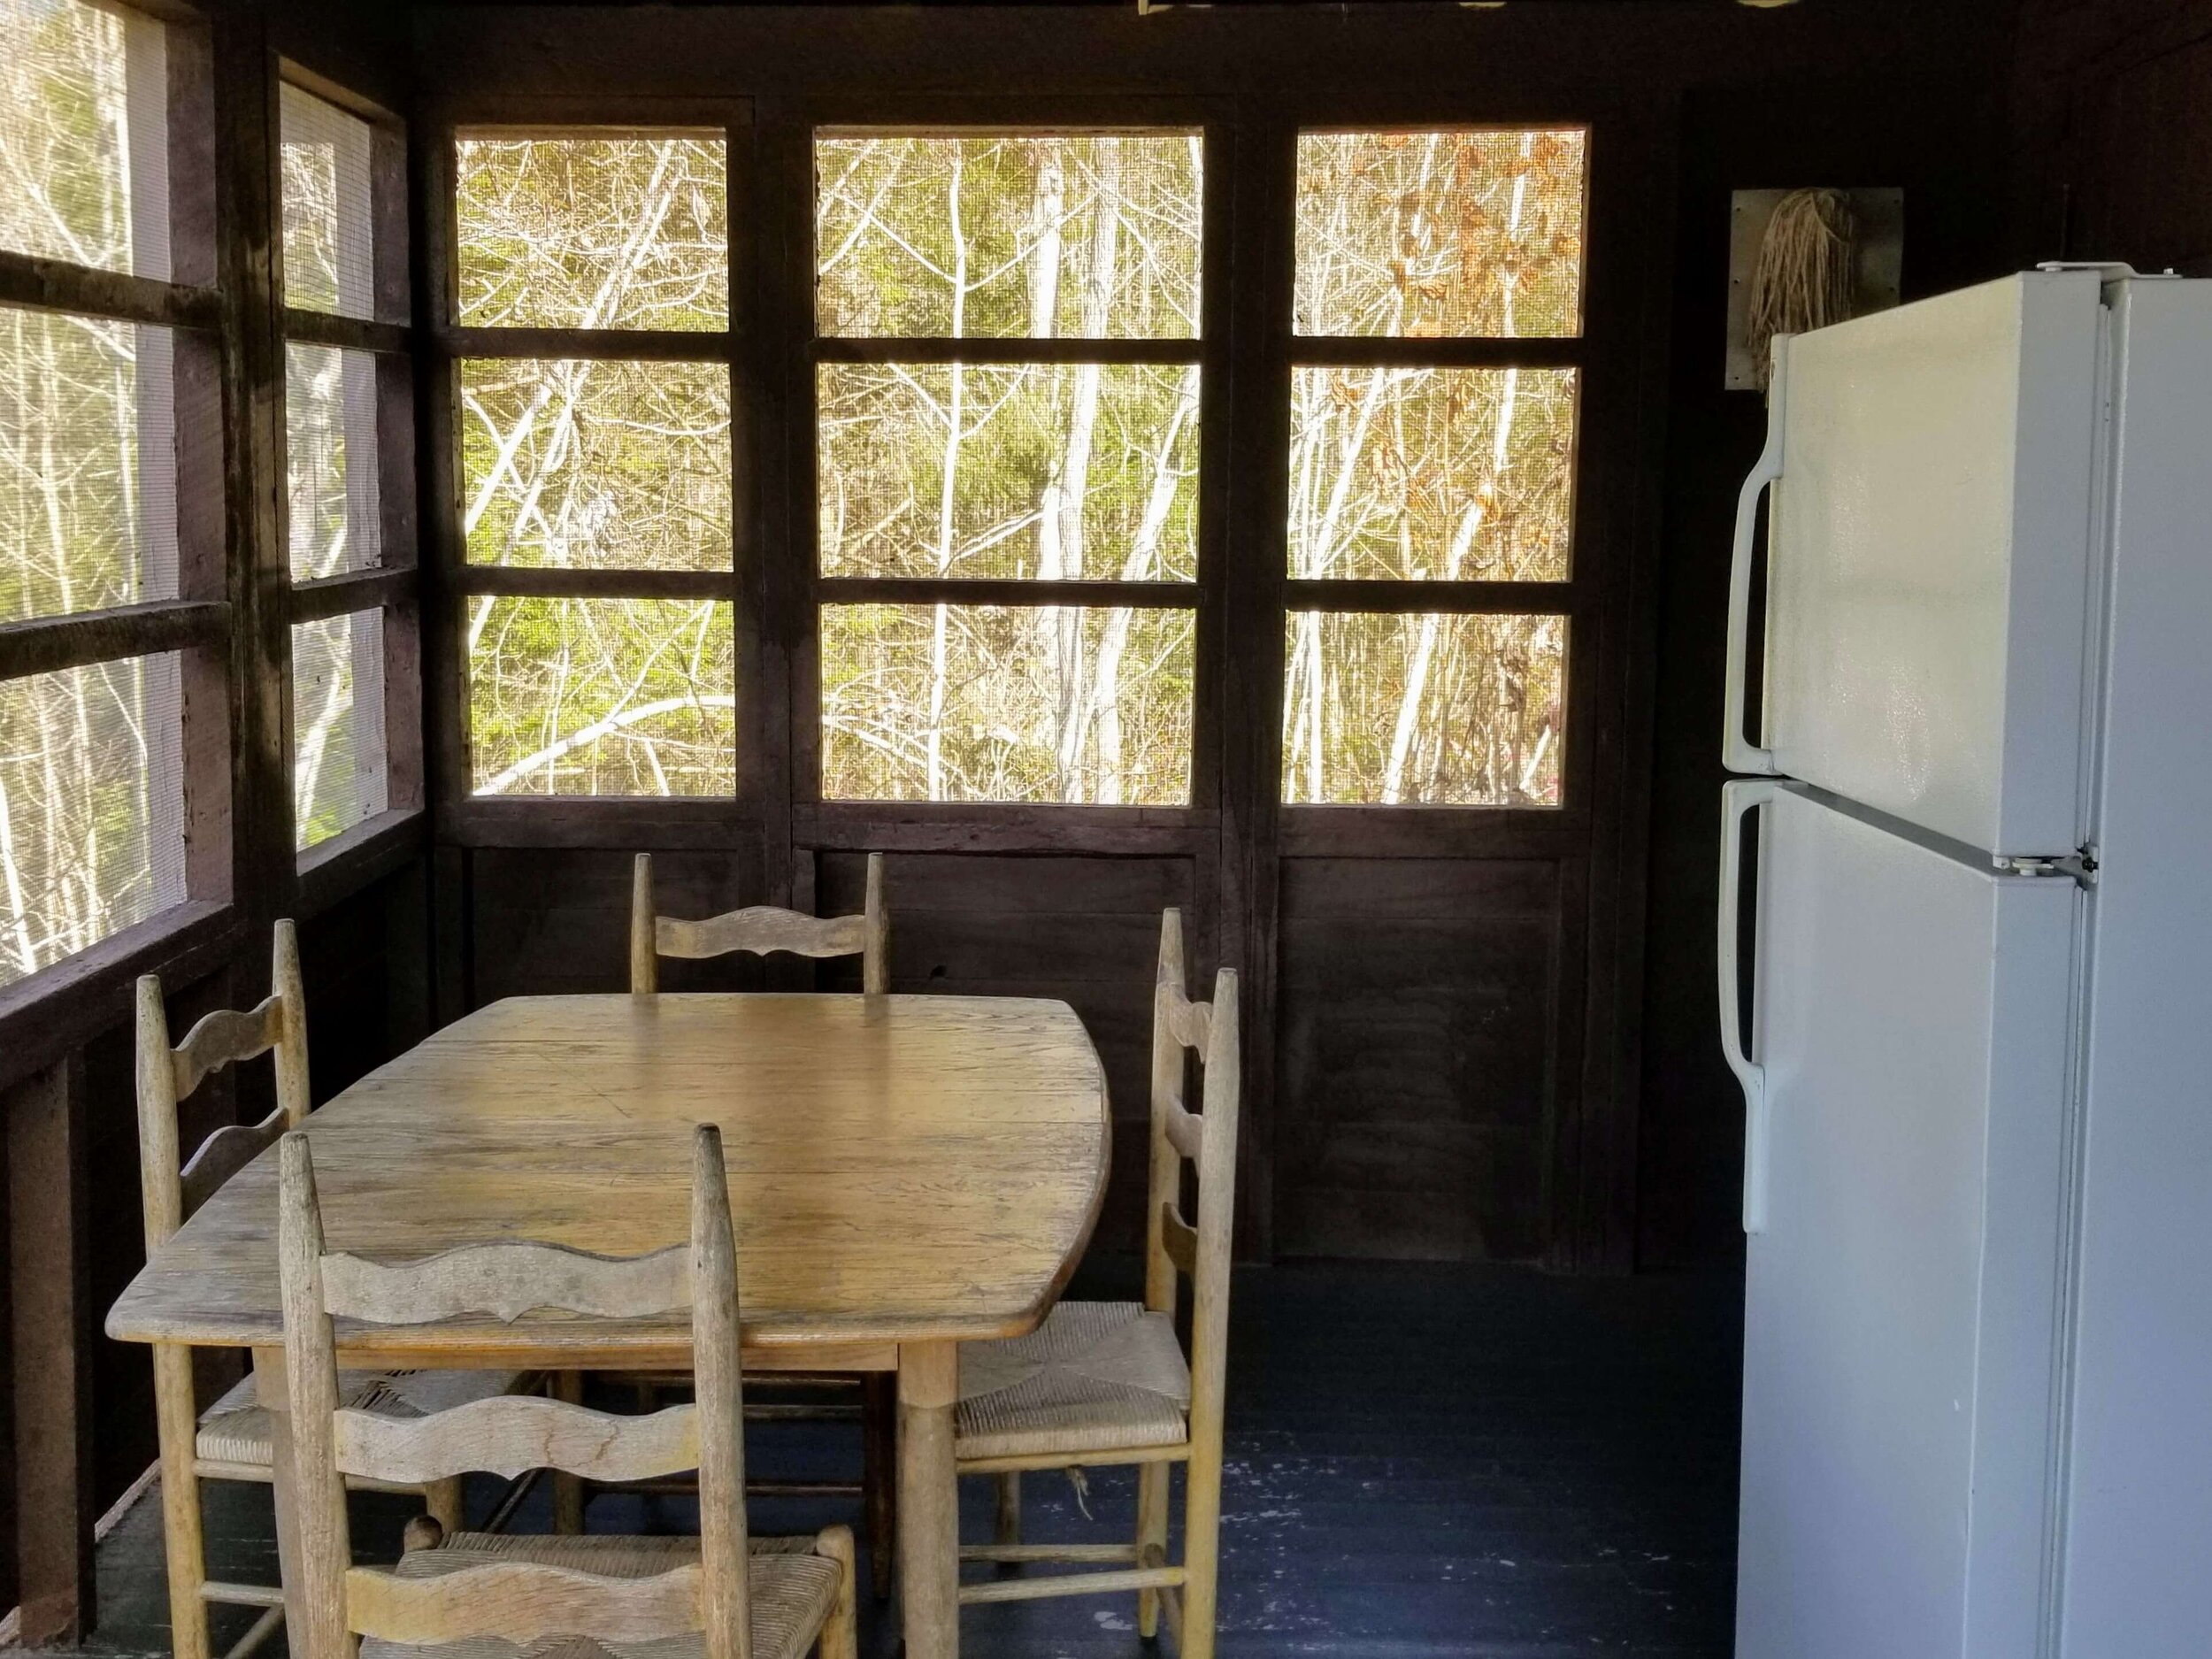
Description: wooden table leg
xmin=550 ymin=1370 xmax=587 ymax=1533
xmin=251 ymin=1346 xmax=310 ymax=1644
xmin=896 ymin=1341 xmax=958 ymax=1659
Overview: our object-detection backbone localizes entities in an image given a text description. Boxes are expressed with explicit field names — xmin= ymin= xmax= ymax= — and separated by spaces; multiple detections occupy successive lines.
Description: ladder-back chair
xmin=630 ymin=852 xmax=886 ymax=995
xmin=275 ymin=1122 xmax=857 ymax=1659
xmin=624 ymin=850 xmax=894 ymax=1594
xmin=950 ymin=907 xmax=1240 ymax=1657
xmin=135 ymin=921 xmax=524 ymax=1659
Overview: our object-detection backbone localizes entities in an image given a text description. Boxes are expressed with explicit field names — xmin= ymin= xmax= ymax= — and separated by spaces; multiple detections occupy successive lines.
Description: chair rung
xmin=219 ymin=1603 xmax=284 ymax=1659
xmin=955 ymin=1441 xmax=1189 ymax=1476
xmin=192 ymin=1459 xmax=274 ymax=1484
xmin=589 ymin=1476 xmax=865 ymax=1499
xmin=745 ymin=1402 xmax=863 ymax=1422
xmin=191 ymin=1458 xmax=417 ymax=1497
xmin=200 ymin=1580 xmax=285 ymax=1609
xmin=959 ymin=1543 xmax=1138 ymax=1563
xmin=481 ymin=1467 xmax=541 ymax=1534
xmin=748 ymin=1478 xmax=864 ymax=1497
xmin=614 ymin=1371 xmax=863 ymax=1390
xmin=958 ymin=1564 xmax=1186 ymax=1606
xmin=1157 ymin=1578 xmax=1185 ymax=1640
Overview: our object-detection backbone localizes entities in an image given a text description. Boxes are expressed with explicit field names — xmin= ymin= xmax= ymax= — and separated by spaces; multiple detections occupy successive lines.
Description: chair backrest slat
xmin=177 ymin=1108 xmax=289 ymax=1218
xmin=1162 ymin=1099 xmax=1203 ymax=1164
xmin=320 ymin=1240 xmax=690 ymax=1325
xmin=659 ymin=905 xmax=868 ymax=962
xmin=1158 ymin=1200 xmax=1199 ymax=1277
xmin=1162 ymin=992 xmax=1212 ymax=1061
xmin=345 ymin=1558 xmax=703 ymax=1647
xmin=169 ymin=994 xmax=287 ymax=1099
xmin=334 ymin=1396 xmax=699 ymax=1486
xmin=1141 ymin=908 xmax=1241 ymax=1394
xmin=136 ymin=919 xmax=312 ymax=1252
xmin=631 ymin=850 xmax=887 ymax=996
xmin=279 ymin=1124 xmax=753 ymax=1659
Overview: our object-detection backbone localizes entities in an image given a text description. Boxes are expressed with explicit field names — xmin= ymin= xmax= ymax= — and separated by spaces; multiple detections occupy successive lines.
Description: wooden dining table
xmin=105 ymin=991 xmax=1112 ymax=1659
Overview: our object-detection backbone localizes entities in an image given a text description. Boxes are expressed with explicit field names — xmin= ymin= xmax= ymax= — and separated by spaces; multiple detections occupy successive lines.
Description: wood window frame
xmin=411 ymin=63 xmax=1671 ymax=1271
xmin=773 ymin=96 xmax=1233 ymax=869
xmin=420 ymin=96 xmax=755 ymax=849
xmin=277 ymin=64 xmax=426 ymax=879
xmin=0 ymin=5 xmax=233 ymax=1057
xmin=1277 ymin=126 xmax=1594 ymax=841
xmin=1211 ymin=98 xmax=1668 ymax=1267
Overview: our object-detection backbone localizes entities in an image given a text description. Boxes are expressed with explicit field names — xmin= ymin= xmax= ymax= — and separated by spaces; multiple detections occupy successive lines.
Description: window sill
xmin=0 ymin=901 xmax=243 ymax=1095
xmin=297 ymin=808 xmax=428 ymax=919
xmin=799 ymin=801 xmax=1217 ymax=856
xmin=1279 ymin=803 xmax=1588 ymax=858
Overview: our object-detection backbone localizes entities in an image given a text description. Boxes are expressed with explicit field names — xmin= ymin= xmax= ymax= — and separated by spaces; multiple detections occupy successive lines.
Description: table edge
xmin=108 ymin=989 xmax=1116 ymax=1355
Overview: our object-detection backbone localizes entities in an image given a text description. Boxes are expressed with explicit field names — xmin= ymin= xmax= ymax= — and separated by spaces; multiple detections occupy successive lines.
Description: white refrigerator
xmin=1718 ymin=267 xmax=2212 ymax=1659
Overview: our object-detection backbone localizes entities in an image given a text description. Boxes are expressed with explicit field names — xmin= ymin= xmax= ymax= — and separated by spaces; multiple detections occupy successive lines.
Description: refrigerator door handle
xmin=1724 ymin=340 xmax=1788 ymax=777
xmin=1720 ymin=779 xmax=1779 ymax=1232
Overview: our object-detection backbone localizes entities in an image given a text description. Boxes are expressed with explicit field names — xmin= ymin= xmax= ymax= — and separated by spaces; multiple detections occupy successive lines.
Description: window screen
xmin=822 ymin=602 xmax=1194 ymax=806
xmin=293 ymin=611 xmax=388 ymax=848
xmin=817 ymin=133 xmax=1201 ymax=339
xmin=286 ymin=342 xmax=382 ymax=580
xmin=1294 ymin=129 xmax=1586 ymax=339
xmin=459 ymin=358 xmax=731 ymax=572
xmin=279 ymin=82 xmax=375 ymax=319
xmin=1285 ymin=129 xmax=1585 ymax=808
xmin=810 ymin=131 xmax=1203 ymax=808
xmin=0 ymin=653 xmax=187 ymax=987
xmin=469 ymin=597 xmax=735 ymax=796
xmin=1282 ymin=611 xmax=1565 ymax=806
xmin=3 ymin=311 xmax=180 ymax=620
xmin=456 ymin=134 xmax=728 ymax=331
xmin=0 ymin=0 xmax=170 ymax=279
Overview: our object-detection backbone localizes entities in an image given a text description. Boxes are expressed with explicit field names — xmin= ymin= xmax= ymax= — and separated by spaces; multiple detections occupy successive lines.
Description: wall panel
xmin=469 ymin=841 xmax=771 ymax=1002
xmin=820 ymin=851 xmax=1197 ymax=1252
xmin=1277 ymin=857 xmax=1563 ymax=1262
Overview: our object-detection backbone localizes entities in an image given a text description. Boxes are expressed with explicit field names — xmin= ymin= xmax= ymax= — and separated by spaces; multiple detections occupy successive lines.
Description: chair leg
xmin=423 ymin=1476 xmax=465 ymax=1533
xmin=1180 ymin=1446 xmax=1223 ymax=1659
xmin=862 ymin=1371 xmax=897 ymax=1598
xmin=995 ymin=1471 xmax=1022 ymax=1546
xmin=1135 ymin=1461 xmax=1170 ymax=1640
xmin=153 ymin=1346 xmax=213 ymax=1659
xmin=551 ymin=1371 xmax=586 ymax=1534
xmin=814 ymin=1525 xmax=858 ymax=1659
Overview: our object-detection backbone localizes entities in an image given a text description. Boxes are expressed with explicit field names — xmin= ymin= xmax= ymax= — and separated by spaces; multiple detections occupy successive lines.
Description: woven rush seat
xmin=196 ymin=1368 xmax=528 ymax=1469
xmin=358 ymin=1532 xmax=842 ymax=1659
xmin=955 ymin=1300 xmax=1190 ymax=1461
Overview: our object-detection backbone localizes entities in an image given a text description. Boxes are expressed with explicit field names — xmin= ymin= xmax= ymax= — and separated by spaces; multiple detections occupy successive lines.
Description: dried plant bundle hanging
xmin=1747 ymin=188 xmax=1858 ymax=390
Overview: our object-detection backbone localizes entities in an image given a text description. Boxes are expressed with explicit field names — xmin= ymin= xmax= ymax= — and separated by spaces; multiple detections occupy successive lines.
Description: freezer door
xmin=2059 ymin=278 xmax=2212 ymax=1658
xmin=1751 ymin=271 xmax=2104 ymax=854
xmin=1732 ymin=785 xmax=2078 ymax=1659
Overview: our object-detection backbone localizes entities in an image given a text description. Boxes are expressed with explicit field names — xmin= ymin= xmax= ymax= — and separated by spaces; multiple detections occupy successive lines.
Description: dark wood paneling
xmin=299 ymin=869 xmax=427 ymax=1103
xmin=2011 ymin=0 xmax=2212 ymax=271
xmin=818 ymin=852 xmax=1196 ymax=1252
xmin=81 ymin=1009 xmax=166 ymax=1532
xmin=1636 ymin=58 xmax=2019 ymax=1269
xmin=5 ymin=1056 xmax=96 ymax=1641
xmin=1276 ymin=859 xmax=1563 ymax=1263
xmin=469 ymin=843 xmax=770 ymax=1002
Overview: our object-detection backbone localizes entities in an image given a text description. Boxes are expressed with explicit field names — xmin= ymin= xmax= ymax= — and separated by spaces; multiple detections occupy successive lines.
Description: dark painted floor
xmin=84 ymin=1258 xmax=1743 ymax=1658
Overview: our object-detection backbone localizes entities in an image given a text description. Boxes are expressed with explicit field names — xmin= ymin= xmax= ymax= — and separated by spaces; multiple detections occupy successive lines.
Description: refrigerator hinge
xmin=1993 ymin=846 xmax=2100 ymax=887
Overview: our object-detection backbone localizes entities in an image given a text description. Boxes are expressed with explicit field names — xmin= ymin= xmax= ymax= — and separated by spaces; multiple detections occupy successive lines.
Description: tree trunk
xmin=925 ymin=150 xmax=970 ymax=801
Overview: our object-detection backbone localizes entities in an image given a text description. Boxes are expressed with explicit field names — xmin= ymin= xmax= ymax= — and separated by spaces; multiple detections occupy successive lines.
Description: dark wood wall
xmin=405 ymin=0 xmax=2025 ymax=1279
xmin=0 ymin=0 xmax=419 ymax=1637
xmin=21 ymin=0 xmax=2173 ymax=1635
xmin=2011 ymin=0 xmax=2212 ymax=273
xmin=1636 ymin=36 xmax=2025 ymax=1267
